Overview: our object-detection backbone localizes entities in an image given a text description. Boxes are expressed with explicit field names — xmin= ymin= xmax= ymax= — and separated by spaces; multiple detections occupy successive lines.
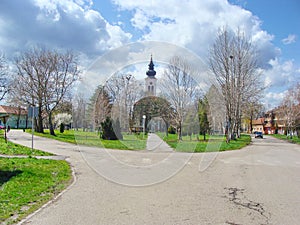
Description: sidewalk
xmin=146 ymin=133 xmax=173 ymax=152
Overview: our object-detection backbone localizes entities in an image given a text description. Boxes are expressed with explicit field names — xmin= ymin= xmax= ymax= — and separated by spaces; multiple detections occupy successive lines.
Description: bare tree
xmin=206 ymin=84 xmax=226 ymax=135
xmin=89 ymin=85 xmax=112 ymax=131
xmin=0 ymin=54 xmax=10 ymax=101
xmin=279 ymin=83 xmax=300 ymax=138
xmin=11 ymin=48 xmax=79 ymax=135
xmin=242 ymin=101 xmax=263 ymax=133
xmin=72 ymin=92 xmax=88 ymax=130
xmin=105 ymin=73 xmax=143 ymax=131
xmin=43 ymin=51 xmax=79 ymax=135
xmin=209 ymin=27 xmax=263 ymax=142
xmin=160 ymin=56 xmax=200 ymax=140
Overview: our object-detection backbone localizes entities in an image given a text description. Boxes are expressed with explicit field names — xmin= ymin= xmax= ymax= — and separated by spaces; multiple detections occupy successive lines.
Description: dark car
xmin=255 ymin=131 xmax=263 ymax=138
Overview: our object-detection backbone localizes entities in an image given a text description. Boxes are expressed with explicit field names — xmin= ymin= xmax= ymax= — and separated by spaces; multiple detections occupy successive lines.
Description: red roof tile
xmin=0 ymin=105 xmax=28 ymax=115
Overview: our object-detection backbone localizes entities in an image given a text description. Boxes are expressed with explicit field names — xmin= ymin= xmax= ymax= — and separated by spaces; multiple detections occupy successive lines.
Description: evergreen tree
xmin=100 ymin=117 xmax=123 ymax=140
xmin=198 ymin=97 xmax=210 ymax=140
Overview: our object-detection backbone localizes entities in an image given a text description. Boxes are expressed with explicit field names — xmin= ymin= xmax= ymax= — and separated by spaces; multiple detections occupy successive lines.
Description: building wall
xmin=145 ymin=77 xmax=157 ymax=96
xmin=0 ymin=114 xmax=32 ymax=129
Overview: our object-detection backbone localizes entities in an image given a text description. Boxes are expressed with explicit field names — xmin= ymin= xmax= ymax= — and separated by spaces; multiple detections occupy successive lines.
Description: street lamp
xmin=142 ymin=115 xmax=146 ymax=139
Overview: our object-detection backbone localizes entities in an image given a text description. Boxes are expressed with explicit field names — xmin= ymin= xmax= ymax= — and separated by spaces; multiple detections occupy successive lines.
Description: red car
xmin=0 ymin=124 xmax=5 ymax=129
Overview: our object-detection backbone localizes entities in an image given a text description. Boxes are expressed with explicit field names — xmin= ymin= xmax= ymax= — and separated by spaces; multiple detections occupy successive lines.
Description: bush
xmin=168 ymin=126 xmax=176 ymax=134
xmin=100 ymin=117 xmax=123 ymax=140
xmin=60 ymin=123 xmax=65 ymax=133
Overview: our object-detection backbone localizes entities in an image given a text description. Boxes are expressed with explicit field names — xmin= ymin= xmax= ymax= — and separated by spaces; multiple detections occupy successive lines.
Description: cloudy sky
xmin=0 ymin=0 xmax=299 ymax=108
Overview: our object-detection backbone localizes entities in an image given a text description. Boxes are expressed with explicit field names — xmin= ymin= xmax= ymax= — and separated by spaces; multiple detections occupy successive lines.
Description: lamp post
xmin=142 ymin=115 xmax=146 ymax=139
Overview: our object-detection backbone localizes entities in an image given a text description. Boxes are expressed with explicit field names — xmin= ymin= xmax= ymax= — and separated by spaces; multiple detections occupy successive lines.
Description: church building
xmin=145 ymin=55 xmax=157 ymax=96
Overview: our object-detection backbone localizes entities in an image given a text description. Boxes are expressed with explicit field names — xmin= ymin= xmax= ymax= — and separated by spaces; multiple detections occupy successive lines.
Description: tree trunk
xmin=48 ymin=111 xmax=56 ymax=136
xmin=178 ymin=122 xmax=182 ymax=141
xmin=250 ymin=114 xmax=253 ymax=133
xmin=164 ymin=120 xmax=169 ymax=137
xmin=226 ymin=118 xmax=231 ymax=143
xmin=37 ymin=104 xmax=44 ymax=133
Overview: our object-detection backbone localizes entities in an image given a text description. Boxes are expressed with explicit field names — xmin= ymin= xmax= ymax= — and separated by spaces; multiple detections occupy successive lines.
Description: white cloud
xmin=131 ymin=9 xmax=150 ymax=30
xmin=262 ymin=58 xmax=300 ymax=108
xmin=112 ymin=0 xmax=279 ymax=64
xmin=1 ymin=0 xmax=298 ymax=109
xmin=112 ymin=0 xmax=299 ymax=109
xmin=282 ymin=34 xmax=297 ymax=45
xmin=264 ymin=91 xmax=287 ymax=110
xmin=265 ymin=59 xmax=299 ymax=88
xmin=0 ymin=0 xmax=131 ymax=60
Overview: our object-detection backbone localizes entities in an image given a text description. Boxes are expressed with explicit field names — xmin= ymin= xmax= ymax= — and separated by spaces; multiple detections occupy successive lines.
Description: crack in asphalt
xmin=224 ymin=187 xmax=271 ymax=225
xmin=225 ymin=222 xmax=242 ymax=225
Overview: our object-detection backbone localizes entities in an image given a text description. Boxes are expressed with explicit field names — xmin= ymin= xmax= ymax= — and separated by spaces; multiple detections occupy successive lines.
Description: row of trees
xmin=1 ymin=27 xmax=287 ymax=141
xmin=1 ymin=48 xmax=79 ymax=135
xmin=78 ymin=27 xmax=266 ymax=142
xmin=85 ymin=55 xmax=201 ymax=141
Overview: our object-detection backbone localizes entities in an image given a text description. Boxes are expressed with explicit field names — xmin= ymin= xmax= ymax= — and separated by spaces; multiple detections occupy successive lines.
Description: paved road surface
xmin=7 ymin=130 xmax=300 ymax=225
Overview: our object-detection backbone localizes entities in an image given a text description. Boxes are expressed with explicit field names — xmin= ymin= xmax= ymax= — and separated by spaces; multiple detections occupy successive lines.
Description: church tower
xmin=145 ymin=55 xmax=157 ymax=96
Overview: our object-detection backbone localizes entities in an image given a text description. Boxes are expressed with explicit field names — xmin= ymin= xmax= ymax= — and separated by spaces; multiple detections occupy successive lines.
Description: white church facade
xmin=145 ymin=55 xmax=157 ymax=96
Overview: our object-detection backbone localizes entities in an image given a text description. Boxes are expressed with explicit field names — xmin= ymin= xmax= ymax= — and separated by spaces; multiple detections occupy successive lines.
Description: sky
xmin=0 ymin=0 xmax=299 ymax=109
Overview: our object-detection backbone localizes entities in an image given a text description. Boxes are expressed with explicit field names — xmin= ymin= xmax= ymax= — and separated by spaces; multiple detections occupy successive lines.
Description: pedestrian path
xmin=0 ymin=154 xmax=68 ymax=160
xmin=146 ymin=133 xmax=173 ymax=152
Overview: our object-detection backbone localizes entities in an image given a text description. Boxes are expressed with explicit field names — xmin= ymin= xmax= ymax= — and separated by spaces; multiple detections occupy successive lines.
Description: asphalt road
xmin=7 ymin=130 xmax=300 ymax=225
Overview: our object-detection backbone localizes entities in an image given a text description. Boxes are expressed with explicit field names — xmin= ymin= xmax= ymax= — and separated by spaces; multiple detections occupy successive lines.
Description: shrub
xmin=60 ymin=123 xmax=65 ymax=133
xmin=168 ymin=126 xmax=176 ymax=134
xmin=100 ymin=117 xmax=123 ymax=140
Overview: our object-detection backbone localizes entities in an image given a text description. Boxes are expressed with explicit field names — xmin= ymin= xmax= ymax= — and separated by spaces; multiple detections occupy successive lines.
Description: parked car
xmin=255 ymin=131 xmax=263 ymax=138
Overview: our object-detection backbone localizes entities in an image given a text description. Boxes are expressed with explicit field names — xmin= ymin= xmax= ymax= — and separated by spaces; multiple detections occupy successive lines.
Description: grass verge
xmin=0 ymin=157 xmax=72 ymax=224
xmin=30 ymin=129 xmax=147 ymax=150
xmin=272 ymin=134 xmax=300 ymax=144
xmin=0 ymin=131 xmax=72 ymax=224
xmin=159 ymin=133 xmax=251 ymax=152
xmin=0 ymin=130 xmax=52 ymax=156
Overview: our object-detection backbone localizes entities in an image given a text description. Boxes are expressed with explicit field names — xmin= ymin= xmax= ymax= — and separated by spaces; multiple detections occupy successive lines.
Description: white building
xmin=145 ymin=55 xmax=157 ymax=96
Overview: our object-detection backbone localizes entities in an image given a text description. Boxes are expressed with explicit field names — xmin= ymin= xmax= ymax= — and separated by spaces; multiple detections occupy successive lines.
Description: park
xmin=0 ymin=7 xmax=299 ymax=224
xmin=1 ymin=128 xmax=300 ymax=224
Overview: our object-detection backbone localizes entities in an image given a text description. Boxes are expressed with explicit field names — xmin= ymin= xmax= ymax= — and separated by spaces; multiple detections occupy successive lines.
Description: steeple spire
xmin=146 ymin=54 xmax=156 ymax=77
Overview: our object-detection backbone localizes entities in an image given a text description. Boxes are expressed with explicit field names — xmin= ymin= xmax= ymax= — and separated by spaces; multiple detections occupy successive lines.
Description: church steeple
xmin=145 ymin=55 xmax=157 ymax=96
xmin=146 ymin=55 xmax=156 ymax=77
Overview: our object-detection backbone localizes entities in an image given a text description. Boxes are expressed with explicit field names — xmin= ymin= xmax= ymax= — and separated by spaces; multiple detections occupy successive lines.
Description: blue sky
xmin=0 ymin=0 xmax=299 ymax=109
xmin=231 ymin=0 xmax=300 ymax=62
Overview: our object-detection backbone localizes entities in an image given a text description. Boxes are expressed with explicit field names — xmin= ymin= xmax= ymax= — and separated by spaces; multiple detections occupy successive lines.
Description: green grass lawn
xmin=31 ymin=129 xmax=148 ymax=150
xmin=0 ymin=132 xmax=72 ymax=224
xmin=30 ymin=129 xmax=250 ymax=152
xmin=0 ymin=157 xmax=72 ymax=224
xmin=272 ymin=134 xmax=300 ymax=144
xmin=158 ymin=133 xmax=251 ymax=152
xmin=0 ymin=130 xmax=52 ymax=156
